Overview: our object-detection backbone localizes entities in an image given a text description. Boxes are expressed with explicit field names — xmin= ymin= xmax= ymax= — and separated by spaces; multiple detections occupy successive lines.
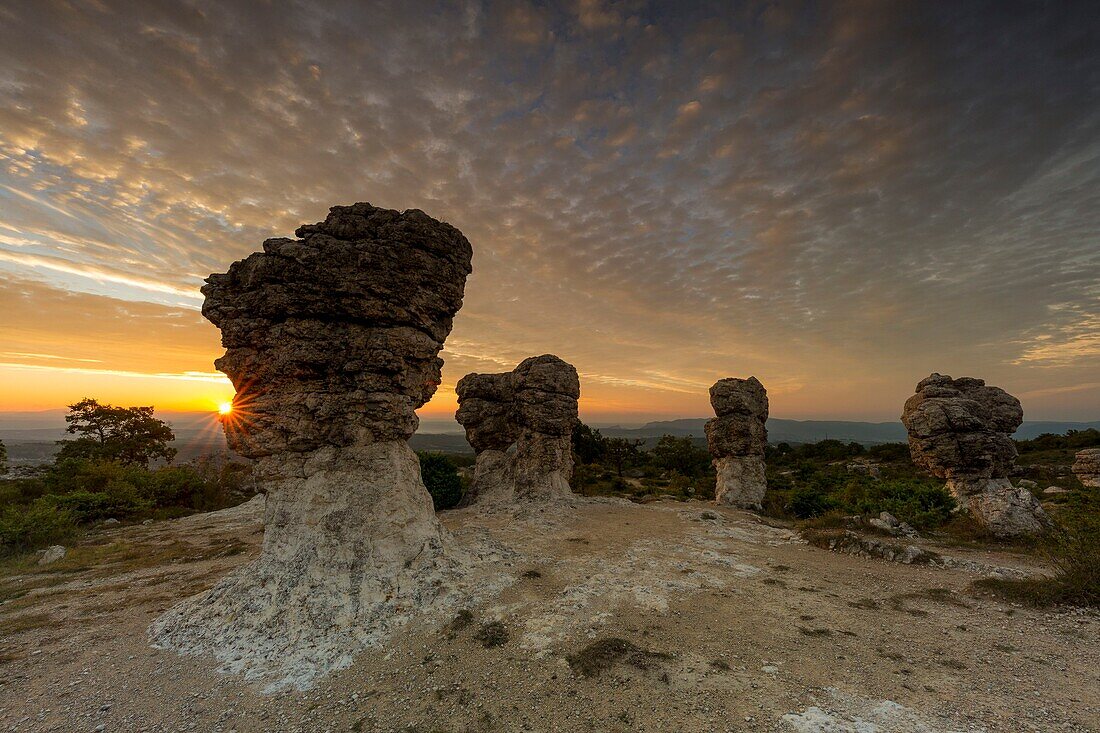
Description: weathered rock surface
xmin=150 ymin=203 xmax=473 ymax=688
xmin=455 ymin=355 xmax=579 ymax=506
xmin=704 ymin=377 xmax=768 ymax=509
xmin=37 ymin=545 xmax=66 ymax=565
xmin=901 ymin=373 xmax=1050 ymax=537
xmin=1073 ymin=448 xmax=1100 ymax=488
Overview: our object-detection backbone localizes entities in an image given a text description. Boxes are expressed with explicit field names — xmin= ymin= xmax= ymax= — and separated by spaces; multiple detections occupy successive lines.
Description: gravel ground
xmin=0 ymin=497 xmax=1097 ymax=732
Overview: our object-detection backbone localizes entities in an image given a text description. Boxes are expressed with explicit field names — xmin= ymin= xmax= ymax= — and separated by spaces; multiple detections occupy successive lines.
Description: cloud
xmin=0 ymin=0 xmax=1097 ymax=420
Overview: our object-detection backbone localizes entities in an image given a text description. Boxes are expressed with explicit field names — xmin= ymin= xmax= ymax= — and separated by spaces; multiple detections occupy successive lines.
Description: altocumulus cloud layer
xmin=0 ymin=0 xmax=1098 ymax=419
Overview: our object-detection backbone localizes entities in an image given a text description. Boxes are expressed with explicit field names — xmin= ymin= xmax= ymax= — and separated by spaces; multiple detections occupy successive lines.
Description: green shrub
xmin=418 ymin=453 xmax=464 ymax=510
xmin=789 ymin=486 xmax=837 ymax=518
xmin=839 ymin=478 xmax=955 ymax=530
xmin=0 ymin=477 xmax=46 ymax=508
xmin=47 ymin=488 xmax=151 ymax=523
xmin=974 ymin=515 xmax=1100 ymax=607
xmin=0 ymin=501 xmax=77 ymax=556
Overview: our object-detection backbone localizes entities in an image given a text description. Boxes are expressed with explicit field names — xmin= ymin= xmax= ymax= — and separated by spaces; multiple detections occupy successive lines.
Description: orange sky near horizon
xmin=1 ymin=2 xmax=1098 ymax=424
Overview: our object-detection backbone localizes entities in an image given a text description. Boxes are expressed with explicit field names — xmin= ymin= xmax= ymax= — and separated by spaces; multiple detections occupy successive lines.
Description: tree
xmin=0 ymin=439 xmax=6 ymax=474
xmin=571 ymin=422 xmax=608 ymax=465
xmin=649 ymin=435 xmax=712 ymax=478
xmin=57 ymin=398 xmax=176 ymax=466
xmin=604 ymin=437 xmax=644 ymax=477
xmin=418 ymin=452 xmax=463 ymax=510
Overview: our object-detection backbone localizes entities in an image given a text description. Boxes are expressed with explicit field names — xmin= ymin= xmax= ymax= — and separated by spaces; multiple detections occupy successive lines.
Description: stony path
xmin=0 ymin=498 xmax=1097 ymax=732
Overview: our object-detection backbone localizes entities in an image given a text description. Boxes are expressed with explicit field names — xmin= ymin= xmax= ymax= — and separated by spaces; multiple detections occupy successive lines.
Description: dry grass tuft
xmin=473 ymin=620 xmax=509 ymax=648
xmin=565 ymin=637 xmax=670 ymax=678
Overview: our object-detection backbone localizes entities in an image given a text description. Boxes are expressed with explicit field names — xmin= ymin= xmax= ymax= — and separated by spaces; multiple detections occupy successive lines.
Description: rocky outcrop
xmin=455 ymin=355 xmax=579 ymax=507
xmin=1073 ymin=448 xmax=1100 ymax=488
xmin=150 ymin=203 xmax=473 ymax=689
xmin=704 ymin=377 xmax=768 ymax=509
xmin=901 ymin=374 xmax=1050 ymax=537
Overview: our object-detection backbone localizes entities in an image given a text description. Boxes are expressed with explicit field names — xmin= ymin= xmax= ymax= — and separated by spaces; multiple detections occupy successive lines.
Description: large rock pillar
xmin=150 ymin=203 xmax=473 ymax=688
xmin=455 ymin=355 xmax=579 ymax=506
xmin=704 ymin=377 xmax=769 ymax=509
xmin=901 ymin=373 xmax=1051 ymax=537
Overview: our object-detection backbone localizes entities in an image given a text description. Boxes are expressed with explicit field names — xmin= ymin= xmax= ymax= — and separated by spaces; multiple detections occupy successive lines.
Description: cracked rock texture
xmin=704 ymin=377 xmax=768 ymax=509
xmin=1073 ymin=448 xmax=1100 ymax=488
xmin=455 ymin=355 xmax=580 ymax=506
xmin=901 ymin=373 xmax=1050 ymax=537
xmin=150 ymin=203 xmax=473 ymax=689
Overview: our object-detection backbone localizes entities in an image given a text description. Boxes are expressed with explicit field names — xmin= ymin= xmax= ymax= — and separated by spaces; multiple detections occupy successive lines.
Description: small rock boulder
xmin=868 ymin=511 xmax=919 ymax=538
xmin=1073 ymin=448 xmax=1100 ymax=488
xmin=37 ymin=545 xmax=66 ymax=565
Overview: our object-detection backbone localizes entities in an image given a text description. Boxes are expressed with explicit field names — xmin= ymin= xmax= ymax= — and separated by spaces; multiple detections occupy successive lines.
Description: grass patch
xmin=0 ymin=612 xmax=52 ymax=635
xmin=566 ymin=637 xmax=670 ymax=678
xmin=970 ymin=521 xmax=1100 ymax=607
xmin=907 ymin=587 xmax=970 ymax=608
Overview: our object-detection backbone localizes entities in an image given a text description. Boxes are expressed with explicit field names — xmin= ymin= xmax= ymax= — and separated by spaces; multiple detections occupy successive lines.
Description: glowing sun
xmin=218 ymin=401 xmax=233 ymax=416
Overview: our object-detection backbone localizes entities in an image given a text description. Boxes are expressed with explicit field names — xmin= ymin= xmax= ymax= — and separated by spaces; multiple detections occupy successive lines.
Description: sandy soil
xmin=1 ymin=497 xmax=1097 ymax=732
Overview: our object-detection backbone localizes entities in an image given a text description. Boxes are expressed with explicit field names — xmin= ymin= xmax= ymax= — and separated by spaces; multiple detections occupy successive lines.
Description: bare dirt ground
xmin=1 ymin=497 xmax=1097 ymax=733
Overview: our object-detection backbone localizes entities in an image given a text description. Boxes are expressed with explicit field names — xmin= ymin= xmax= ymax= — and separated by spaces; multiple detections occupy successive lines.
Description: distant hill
xmin=600 ymin=418 xmax=1100 ymax=446
xmin=2 ymin=410 xmax=1096 ymax=465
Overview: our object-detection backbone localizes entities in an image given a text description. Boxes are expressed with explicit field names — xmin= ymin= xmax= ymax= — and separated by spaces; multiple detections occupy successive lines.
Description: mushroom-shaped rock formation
xmin=901 ymin=373 xmax=1050 ymax=537
xmin=150 ymin=203 xmax=473 ymax=689
xmin=704 ymin=377 xmax=768 ymax=509
xmin=1074 ymin=448 xmax=1100 ymax=488
xmin=455 ymin=355 xmax=580 ymax=506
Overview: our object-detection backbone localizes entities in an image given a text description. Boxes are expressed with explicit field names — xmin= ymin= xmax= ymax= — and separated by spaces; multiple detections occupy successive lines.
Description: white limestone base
xmin=150 ymin=441 xmax=460 ymax=690
xmin=714 ymin=456 xmax=767 ymax=510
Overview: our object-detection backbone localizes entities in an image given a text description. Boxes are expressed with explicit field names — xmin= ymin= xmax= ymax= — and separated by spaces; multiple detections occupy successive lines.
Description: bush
xmin=866 ymin=442 xmax=912 ymax=463
xmin=839 ymin=478 xmax=956 ymax=530
xmin=974 ymin=518 xmax=1100 ymax=607
xmin=789 ymin=486 xmax=837 ymax=518
xmin=47 ymin=488 xmax=151 ymax=523
xmin=0 ymin=501 xmax=78 ymax=556
xmin=649 ymin=436 xmax=711 ymax=478
xmin=418 ymin=453 xmax=464 ymax=510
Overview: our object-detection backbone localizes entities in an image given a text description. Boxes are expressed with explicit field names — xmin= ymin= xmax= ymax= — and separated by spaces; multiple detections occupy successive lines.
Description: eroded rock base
xmin=714 ymin=456 xmax=767 ymax=509
xmin=950 ymin=478 xmax=1053 ymax=538
xmin=462 ymin=449 xmax=516 ymax=507
xmin=150 ymin=441 xmax=462 ymax=690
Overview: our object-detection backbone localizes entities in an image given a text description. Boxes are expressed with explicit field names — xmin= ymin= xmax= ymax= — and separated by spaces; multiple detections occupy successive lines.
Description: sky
xmin=0 ymin=0 xmax=1098 ymax=424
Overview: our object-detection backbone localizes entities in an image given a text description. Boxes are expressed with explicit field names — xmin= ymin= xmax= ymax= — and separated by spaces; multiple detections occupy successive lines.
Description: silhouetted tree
xmin=57 ymin=398 xmax=176 ymax=467
xmin=571 ymin=422 xmax=608 ymax=465
xmin=604 ymin=437 xmax=644 ymax=477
